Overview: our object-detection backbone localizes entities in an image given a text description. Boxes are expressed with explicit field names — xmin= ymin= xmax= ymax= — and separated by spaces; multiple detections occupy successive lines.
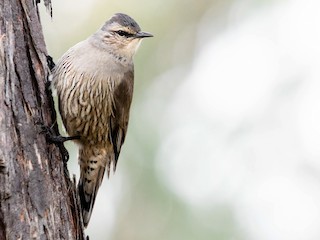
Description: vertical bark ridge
xmin=0 ymin=1 xmax=85 ymax=239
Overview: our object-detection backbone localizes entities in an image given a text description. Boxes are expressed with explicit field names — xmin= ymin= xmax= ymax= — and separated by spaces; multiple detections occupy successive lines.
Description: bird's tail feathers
xmin=78 ymin=165 xmax=106 ymax=227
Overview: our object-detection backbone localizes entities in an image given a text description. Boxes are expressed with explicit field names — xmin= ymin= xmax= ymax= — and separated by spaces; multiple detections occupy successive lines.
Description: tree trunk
xmin=0 ymin=0 xmax=85 ymax=239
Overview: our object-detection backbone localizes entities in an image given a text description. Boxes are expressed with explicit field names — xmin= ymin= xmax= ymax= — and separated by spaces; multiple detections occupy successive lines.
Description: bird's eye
xmin=116 ymin=30 xmax=133 ymax=38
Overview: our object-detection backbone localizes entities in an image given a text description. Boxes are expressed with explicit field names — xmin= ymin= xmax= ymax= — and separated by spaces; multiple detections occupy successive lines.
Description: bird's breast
xmin=55 ymin=40 xmax=134 ymax=146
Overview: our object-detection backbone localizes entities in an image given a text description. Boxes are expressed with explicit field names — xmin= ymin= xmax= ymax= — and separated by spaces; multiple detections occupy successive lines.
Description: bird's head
xmin=95 ymin=13 xmax=153 ymax=60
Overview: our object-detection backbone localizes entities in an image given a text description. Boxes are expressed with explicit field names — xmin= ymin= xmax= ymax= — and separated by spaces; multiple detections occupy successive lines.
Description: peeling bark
xmin=0 ymin=0 xmax=85 ymax=239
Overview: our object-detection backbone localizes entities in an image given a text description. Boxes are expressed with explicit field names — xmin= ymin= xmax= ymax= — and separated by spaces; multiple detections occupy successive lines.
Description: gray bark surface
xmin=0 ymin=0 xmax=85 ymax=239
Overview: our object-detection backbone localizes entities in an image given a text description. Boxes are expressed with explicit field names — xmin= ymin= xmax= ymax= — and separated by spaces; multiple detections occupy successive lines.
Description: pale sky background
xmin=40 ymin=0 xmax=320 ymax=239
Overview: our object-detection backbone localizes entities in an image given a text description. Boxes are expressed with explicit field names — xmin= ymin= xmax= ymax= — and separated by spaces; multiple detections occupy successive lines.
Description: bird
xmin=52 ymin=13 xmax=153 ymax=227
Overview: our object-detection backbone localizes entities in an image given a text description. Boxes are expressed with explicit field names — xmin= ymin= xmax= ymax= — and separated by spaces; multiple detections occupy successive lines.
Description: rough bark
xmin=0 ymin=0 xmax=85 ymax=239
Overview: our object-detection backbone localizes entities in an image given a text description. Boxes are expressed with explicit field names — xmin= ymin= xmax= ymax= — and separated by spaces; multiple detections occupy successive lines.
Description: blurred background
xmin=40 ymin=0 xmax=320 ymax=239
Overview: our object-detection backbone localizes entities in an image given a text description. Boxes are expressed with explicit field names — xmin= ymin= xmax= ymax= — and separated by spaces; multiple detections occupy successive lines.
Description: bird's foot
xmin=39 ymin=124 xmax=79 ymax=162
xmin=46 ymin=55 xmax=55 ymax=71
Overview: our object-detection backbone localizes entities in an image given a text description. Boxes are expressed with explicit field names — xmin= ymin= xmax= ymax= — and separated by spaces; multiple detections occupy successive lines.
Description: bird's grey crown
xmin=102 ymin=13 xmax=141 ymax=32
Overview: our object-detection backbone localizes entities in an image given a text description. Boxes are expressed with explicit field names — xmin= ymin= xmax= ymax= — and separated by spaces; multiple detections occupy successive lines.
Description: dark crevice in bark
xmin=0 ymin=210 xmax=6 ymax=240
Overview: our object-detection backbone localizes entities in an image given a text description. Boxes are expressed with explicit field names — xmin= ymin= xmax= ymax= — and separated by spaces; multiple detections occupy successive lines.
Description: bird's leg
xmin=39 ymin=124 xmax=80 ymax=162
xmin=47 ymin=135 xmax=80 ymax=162
xmin=39 ymin=124 xmax=80 ymax=143
xmin=48 ymin=135 xmax=81 ymax=143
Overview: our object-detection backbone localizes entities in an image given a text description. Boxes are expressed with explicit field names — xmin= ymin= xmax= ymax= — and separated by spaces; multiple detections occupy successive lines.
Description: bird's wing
xmin=109 ymin=69 xmax=134 ymax=171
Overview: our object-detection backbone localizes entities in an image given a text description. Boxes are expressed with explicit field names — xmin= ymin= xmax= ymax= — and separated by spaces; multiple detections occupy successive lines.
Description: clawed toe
xmin=38 ymin=123 xmax=78 ymax=162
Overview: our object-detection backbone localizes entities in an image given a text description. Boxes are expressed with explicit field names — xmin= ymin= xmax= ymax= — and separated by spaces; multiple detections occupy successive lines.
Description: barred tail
xmin=78 ymin=146 xmax=110 ymax=227
xmin=78 ymin=165 xmax=105 ymax=227
xmin=77 ymin=142 xmax=117 ymax=227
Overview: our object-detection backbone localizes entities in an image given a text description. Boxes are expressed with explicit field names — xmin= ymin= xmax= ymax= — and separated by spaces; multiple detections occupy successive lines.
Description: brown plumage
xmin=52 ymin=13 xmax=152 ymax=227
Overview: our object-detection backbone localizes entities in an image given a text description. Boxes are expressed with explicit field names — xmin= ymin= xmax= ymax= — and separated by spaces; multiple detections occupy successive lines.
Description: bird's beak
xmin=135 ymin=31 xmax=153 ymax=38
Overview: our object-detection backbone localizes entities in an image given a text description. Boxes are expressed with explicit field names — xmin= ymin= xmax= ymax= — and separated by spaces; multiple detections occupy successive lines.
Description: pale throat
xmin=108 ymin=39 xmax=142 ymax=64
